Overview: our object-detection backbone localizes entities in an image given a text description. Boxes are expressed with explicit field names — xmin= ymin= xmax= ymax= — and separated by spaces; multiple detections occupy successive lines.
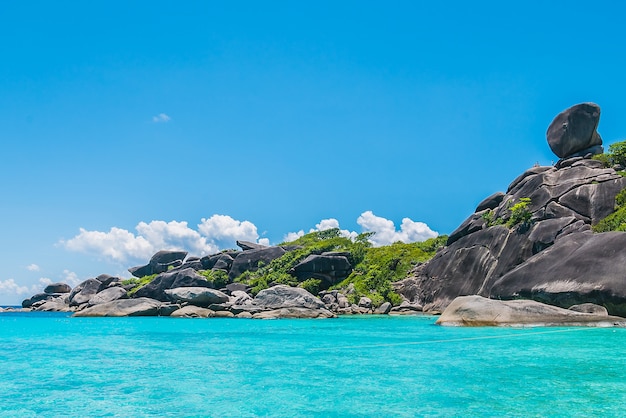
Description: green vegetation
xmin=333 ymin=236 xmax=447 ymax=306
xmin=593 ymin=139 xmax=626 ymax=171
xmin=124 ymin=228 xmax=448 ymax=308
xmin=198 ymin=269 xmax=229 ymax=288
xmin=506 ymin=197 xmax=532 ymax=228
xmin=593 ymin=189 xmax=626 ymax=232
xmin=235 ymin=228 xmax=371 ymax=295
xmin=123 ymin=274 xmax=157 ymax=296
xmin=481 ymin=197 xmax=532 ymax=229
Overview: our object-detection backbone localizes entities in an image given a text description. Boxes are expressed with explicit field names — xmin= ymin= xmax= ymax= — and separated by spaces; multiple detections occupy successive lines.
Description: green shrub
xmin=300 ymin=278 xmax=322 ymax=294
xmin=123 ymin=274 xmax=158 ymax=296
xmin=198 ymin=269 xmax=229 ymax=288
xmin=506 ymin=197 xmax=532 ymax=228
xmin=593 ymin=189 xmax=626 ymax=232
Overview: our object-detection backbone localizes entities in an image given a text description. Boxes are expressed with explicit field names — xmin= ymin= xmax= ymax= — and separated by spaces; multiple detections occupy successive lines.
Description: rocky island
xmin=12 ymin=102 xmax=626 ymax=326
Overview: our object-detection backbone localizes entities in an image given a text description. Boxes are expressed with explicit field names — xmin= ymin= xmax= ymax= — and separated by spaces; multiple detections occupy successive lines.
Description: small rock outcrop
xmin=290 ymin=252 xmax=352 ymax=285
xmin=253 ymin=285 xmax=326 ymax=310
xmin=74 ymin=298 xmax=162 ymax=317
xmin=436 ymin=295 xmax=625 ymax=327
xmin=44 ymin=283 xmax=71 ymax=294
xmin=164 ymin=287 xmax=229 ymax=307
xmin=128 ymin=250 xmax=188 ymax=278
xmin=133 ymin=268 xmax=212 ymax=301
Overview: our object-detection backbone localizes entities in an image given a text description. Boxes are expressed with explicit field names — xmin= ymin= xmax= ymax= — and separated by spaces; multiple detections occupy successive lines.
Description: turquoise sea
xmin=1 ymin=312 xmax=625 ymax=417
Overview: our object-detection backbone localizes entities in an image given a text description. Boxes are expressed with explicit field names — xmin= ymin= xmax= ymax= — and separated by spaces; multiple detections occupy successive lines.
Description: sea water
xmin=1 ymin=313 xmax=625 ymax=417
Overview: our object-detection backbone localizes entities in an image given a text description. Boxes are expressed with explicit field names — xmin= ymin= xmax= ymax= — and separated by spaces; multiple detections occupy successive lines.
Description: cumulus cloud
xmin=357 ymin=211 xmax=438 ymax=246
xmin=26 ymin=264 xmax=40 ymax=271
xmin=282 ymin=212 xmax=437 ymax=247
xmin=0 ymin=279 xmax=38 ymax=296
xmin=62 ymin=270 xmax=81 ymax=287
xmin=152 ymin=113 xmax=171 ymax=122
xmin=61 ymin=214 xmax=266 ymax=265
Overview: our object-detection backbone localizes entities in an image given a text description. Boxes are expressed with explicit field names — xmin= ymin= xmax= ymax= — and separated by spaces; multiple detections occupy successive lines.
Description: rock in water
xmin=164 ymin=287 xmax=229 ymax=307
xmin=73 ymin=298 xmax=161 ymax=317
xmin=436 ymin=295 xmax=625 ymax=327
xmin=547 ymin=102 xmax=602 ymax=159
xmin=253 ymin=285 xmax=325 ymax=310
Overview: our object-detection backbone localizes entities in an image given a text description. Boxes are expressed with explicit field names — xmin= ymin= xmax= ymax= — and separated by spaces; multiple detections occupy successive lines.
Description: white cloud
xmin=282 ymin=212 xmax=437 ymax=247
xmin=152 ymin=113 xmax=171 ymax=122
xmin=26 ymin=264 xmax=40 ymax=271
xmin=258 ymin=238 xmax=270 ymax=246
xmin=0 ymin=279 xmax=39 ymax=296
xmin=38 ymin=277 xmax=52 ymax=286
xmin=357 ymin=211 xmax=438 ymax=246
xmin=283 ymin=230 xmax=304 ymax=243
xmin=62 ymin=270 xmax=81 ymax=287
xmin=198 ymin=215 xmax=260 ymax=248
xmin=61 ymin=214 xmax=266 ymax=265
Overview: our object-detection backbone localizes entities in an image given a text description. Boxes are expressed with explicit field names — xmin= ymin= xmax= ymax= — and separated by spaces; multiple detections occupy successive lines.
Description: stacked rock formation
xmin=395 ymin=103 xmax=626 ymax=316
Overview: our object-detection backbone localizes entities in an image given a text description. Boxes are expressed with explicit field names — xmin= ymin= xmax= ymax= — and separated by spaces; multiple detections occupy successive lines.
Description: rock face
xmin=228 ymin=246 xmax=286 ymax=280
xmin=74 ymin=298 xmax=161 ymax=317
xmin=44 ymin=283 xmax=71 ymax=294
xmin=164 ymin=287 xmax=229 ymax=307
xmin=290 ymin=253 xmax=352 ymax=285
xmin=128 ymin=250 xmax=188 ymax=278
xmin=395 ymin=104 xmax=626 ymax=316
xmin=133 ymin=268 xmax=212 ymax=301
xmin=547 ymin=102 xmax=602 ymax=159
xmin=253 ymin=285 xmax=326 ymax=310
xmin=436 ymin=296 xmax=625 ymax=327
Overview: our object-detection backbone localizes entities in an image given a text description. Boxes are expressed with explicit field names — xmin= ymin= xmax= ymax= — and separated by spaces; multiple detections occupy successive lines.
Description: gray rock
xmin=22 ymin=293 xmax=62 ymax=308
xmin=489 ymin=231 xmax=626 ymax=316
xmin=252 ymin=307 xmax=336 ymax=319
xmin=133 ymin=268 xmax=212 ymax=301
xmin=88 ymin=287 xmax=128 ymax=306
xmin=569 ymin=303 xmax=608 ymax=316
xmin=170 ymin=305 xmax=215 ymax=318
xmin=35 ymin=299 xmax=71 ymax=312
xmin=44 ymin=283 xmax=71 ymax=294
xmin=230 ymin=290 xmax=252 ymax=305
xmin=228 ymin=246 xmax=286 ymax=280
xmin=69 ymin=278 xmax=103 ymax=306
xmin=374 ymin=302 xmax=392 ymax=314
xmin=253 ymin=285 xmax=325 ymax=310
xmin=159 ymin=303 xmax=181 ymax=316
xmin=290 ymin=253 xmax=352 ymax=285
xmin=358 ymin=297 xmax=372 ymax=309
xmin=436 ymin=295 xmax=625 ymax=327
xmin=128 ymin=250 xmax=188 ymax=278
xmin=476 ymin=192 xmax=505 ymax=212
xmin=73 ymin=298 xmax=161 ymax=317
xmin=547 ymin=102 xmax=602 ymax=159
xmin=225 ymin=283 xmax=251 ymax=294
xmin=236 ymin=311 xmax=253 ymax=319
xmin=237 ymin=240 xmax=267 ymax=251
xmin=164 ymin=287 xmax=229 ymax=307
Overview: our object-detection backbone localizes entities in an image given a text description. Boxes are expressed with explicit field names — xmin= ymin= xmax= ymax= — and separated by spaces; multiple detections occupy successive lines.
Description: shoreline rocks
xmin=436 ymin=295 xmax=626 ymax=327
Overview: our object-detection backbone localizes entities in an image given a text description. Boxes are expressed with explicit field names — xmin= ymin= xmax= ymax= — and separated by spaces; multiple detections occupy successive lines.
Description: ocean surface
xmin=1 ymin=312 xmax=625 ymax=417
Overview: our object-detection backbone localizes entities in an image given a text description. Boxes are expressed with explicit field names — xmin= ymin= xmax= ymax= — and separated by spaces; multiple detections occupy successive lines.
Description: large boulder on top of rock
xmin=128 ymin=250 xmax=188 ymax=278
xmin=290 ymin=252 xmax=352 ymax=285
xmin=253 ymin=285 xmax=325 ymax=310
xmin=133 ymin=268 xmax=213 ymax=301
xmin=237 ymin=240 xmax=267 ymax=251
xmin=73 ymin=298 xmax=161 ymax=317
xmin=164 ymin=287 xmax=229 ymax=307
xmin=228 ymin=246 xmax=286 ymax=280
xmin=436 ymin=295 xmax=625 ymax=327
xmin=44 ymin=283 xmax=71 ymax=294
xmin=547 ymin=102 xmax=602 ymax=159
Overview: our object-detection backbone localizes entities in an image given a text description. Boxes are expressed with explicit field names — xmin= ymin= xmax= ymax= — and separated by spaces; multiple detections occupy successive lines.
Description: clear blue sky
xmin=2 ymin=1 xmax=626 ymax=304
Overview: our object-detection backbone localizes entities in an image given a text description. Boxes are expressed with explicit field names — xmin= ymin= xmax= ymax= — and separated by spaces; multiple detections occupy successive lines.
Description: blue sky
xmin=2 ymin=1 xmax=626 ymax=305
